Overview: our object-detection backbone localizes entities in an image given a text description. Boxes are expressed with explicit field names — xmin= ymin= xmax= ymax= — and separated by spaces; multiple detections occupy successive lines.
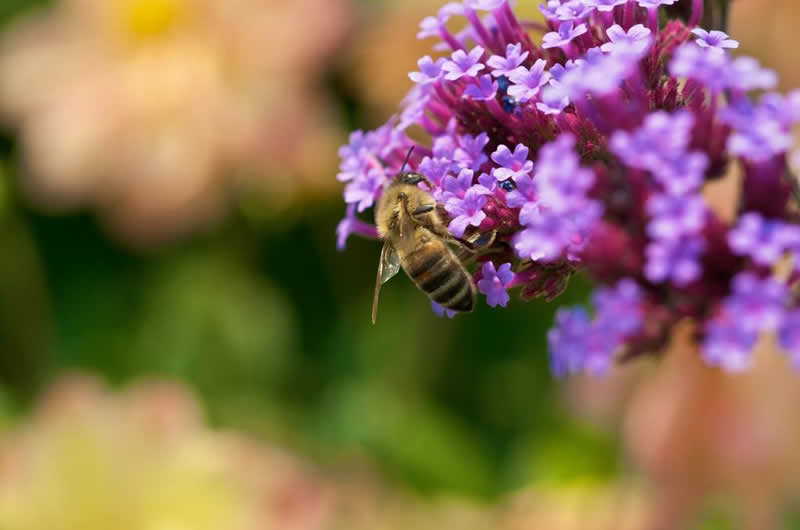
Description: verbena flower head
xmin=336 ymin=0 xmax=800 ymax=376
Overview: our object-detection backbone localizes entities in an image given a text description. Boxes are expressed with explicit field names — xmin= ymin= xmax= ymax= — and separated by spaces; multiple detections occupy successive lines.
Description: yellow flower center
xmin=123 ymin=0 xmax=184 ymax=40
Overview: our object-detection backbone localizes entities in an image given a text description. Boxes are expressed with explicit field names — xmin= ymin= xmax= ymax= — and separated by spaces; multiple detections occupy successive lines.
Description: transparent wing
xmin=371 ymin=242 xmax=401 ymax=324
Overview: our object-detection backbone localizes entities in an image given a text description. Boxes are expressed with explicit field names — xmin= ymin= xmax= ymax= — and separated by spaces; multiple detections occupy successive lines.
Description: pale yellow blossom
xmin=0 ymin=0 xmax=351 ymax=246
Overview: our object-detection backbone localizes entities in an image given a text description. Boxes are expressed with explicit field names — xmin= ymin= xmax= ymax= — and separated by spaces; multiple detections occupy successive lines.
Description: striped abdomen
xmin=401 ymin=235 xmax=475 ymax=312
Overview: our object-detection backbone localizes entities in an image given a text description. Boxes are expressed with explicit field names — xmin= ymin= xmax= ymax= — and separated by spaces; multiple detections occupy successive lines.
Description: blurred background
xmin=0 ymin=0 xmax=799 ymax=528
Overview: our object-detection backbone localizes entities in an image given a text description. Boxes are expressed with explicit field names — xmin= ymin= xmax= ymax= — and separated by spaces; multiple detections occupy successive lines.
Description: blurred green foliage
xmin=0 ymin=0 xmax=614 ymax=505
xmin=3 ymin=1 xmax=800 ymax=527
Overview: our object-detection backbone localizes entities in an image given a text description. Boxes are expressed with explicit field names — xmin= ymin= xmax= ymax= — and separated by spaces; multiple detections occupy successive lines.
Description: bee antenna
xmin=400 ymin=146 xmax=415 ymax=174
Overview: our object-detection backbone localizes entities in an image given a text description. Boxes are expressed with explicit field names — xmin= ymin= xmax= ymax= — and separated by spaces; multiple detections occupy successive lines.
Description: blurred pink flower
xmin=0 ymin=373 xmax=660 ymax=530
xmin=0 ymin=0 xmax=351 ymax=246
xmin=0 ymin=374 xmax=334 ymax=530
xmin=564 ymin=324 xmax=800 ymax=529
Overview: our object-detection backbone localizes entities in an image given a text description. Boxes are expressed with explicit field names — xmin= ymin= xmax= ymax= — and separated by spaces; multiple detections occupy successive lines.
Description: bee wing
xmin=371 ymin=241 xmax=401 ymax=324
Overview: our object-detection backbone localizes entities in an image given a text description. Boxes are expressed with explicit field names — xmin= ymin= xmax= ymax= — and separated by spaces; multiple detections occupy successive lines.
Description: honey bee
xmin=371 ymin=169 xmax=494 ymax=324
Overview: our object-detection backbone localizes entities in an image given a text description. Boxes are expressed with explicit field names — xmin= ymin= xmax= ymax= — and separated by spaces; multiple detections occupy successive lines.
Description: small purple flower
xmin=336 ymin=212 xmax=356 ymax=250
xmin=432 ymin=301 xmax=457 ymax=318
xmin=542 ymin=21 xmax=588 ymax=50
xmin=647 ymin=193 xmax=707 ymax=241
xmin=418 ymin=3 xmax=463 ymax=40
xmin=652 ymin=152 xmax=707 ymax=196
xmin=669 ymin=43 xmax=732 ymax=93
xmin=464 ymin=74 xmax=499 ymax=100
xmin=441 ymin=168 xmax=477 ymax=201
xmin=554 ymin=0 xmax=595 ymax=20
xmin=548 ymin=307 xmax=594 ymax=376
xmin=585 ymin=0 xmax=628 ymax=11
xmin=729 ymin=57 xmax=778 ymax=91
xmin=515 ymin=203 xmax=600 ymax=262
xmin=548 ymin=278 xmax=644 ymax=376
xmin=548 ymin=59 xmax=584 ymax=82
xmin=418 ymin=156 xmax=454 ymax=187
xmin=778 ymin=310 xmax=800 ymax=367
xmin=727 ymin=212 xmax=800 ymax=266
xmin=611 ymin=111 xmax=695 ymax=171
xmin=691 ymin=28 xmax=739 ymax=52
xmin=561 ymin=47 xmax=635 ymax=96
xmin=486 ymin=43 xmax=529 ymax=77
xmin=514 ymin=210 xmax=571 ymax=262
xmin=454 ymin=132 xmax=490 ymax=171
xmin=702 ymin=316 xmax=758 ymax=372
xmin=477 ymin=171 xmax=496 ymax=190
xmin=723 ymin=272 xmax=788 ymax=333
xmin=445 ymin=185 xmax=491 ymax=237
xmin=600 ymin=24 xmax=652 ymax=55
xmin=418 ymin=16 xmax=444 ymax=40
xmin=535 ymin=133 xmax=581 ymax=178
xmin=528 ymin=134 xmax=597 ymax=215
xmin=592 ymin=278 xmax=645 ymax=338
xmin=536 ymin=82 xmax=570 ymax=115
xmin=727 ymin=117 xmax=793 ymax=163
xmin=537 ymin=166 xmax=595 ymax=214
xmin=338 ymin=130 xmax=369 ymax=164
xmin=611 ymin=111 xmax=705 ymax=194
xmin=433 ymin=134 xmax=458 ymax=159
xmin=336 ymin=204 xmax=379 ymax=250
xmin=477 ymin=262 xmax=514 ymax=307
xmin=344 ymin=167 xmax=388 ymax=213
xmin=337 ymin=150 xmax=369 ymax=183
xmin=442 ymin=46 xmax=486 ymax=81
xmin=365 ymin=120 xmax=411 ymax=159
xmin=644 ymin=236 xmax=704 ymax=286
xmin=409 ymin=56 xmax=446 ymax=85
xmin=398 ymin=85 xmax=432 ymax=131
xmin=505 ymin=174 xmax=537 ymax=208
xmin=705 ymin=271 xmax=789 ymax=371
xmin=507 ymin=60 xmax=551 ymax=102
xmin=539 ymin=0 xmax=560 ymax=19
xmin=491 ymin=143 xmax=534 ymax=181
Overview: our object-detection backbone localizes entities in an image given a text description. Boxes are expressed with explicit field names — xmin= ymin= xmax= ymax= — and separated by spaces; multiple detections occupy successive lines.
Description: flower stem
xmin=647 ymin=7 xmax=659 ymax=33
xmin=689 ymin=0 xmax=703 ymax=27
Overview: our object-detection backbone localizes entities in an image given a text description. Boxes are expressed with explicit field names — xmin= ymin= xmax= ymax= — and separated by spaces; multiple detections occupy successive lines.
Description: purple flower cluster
xmin=728 ymin=213 xmax=800 ymax=268
xmin=336 ymin=0 xmax=800 ymax=376
xmin=549 ymin=279 xmax=644 ymax=376
xmin=512 ymin=135 xmax=602 ymax=263
xmin=702 ymin=273 xmax=796 ymax=372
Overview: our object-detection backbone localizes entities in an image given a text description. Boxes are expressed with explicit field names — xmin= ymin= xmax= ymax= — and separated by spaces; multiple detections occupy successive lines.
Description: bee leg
xmin=454 ymin=242 xmax=476 ymax=263
xmin=452 ymin=230 xmax=499 ymax=263
xmin=456 ymin=230 xmax=497 ymax=252
xmin=412 ymin=204 xmax=435 ymax=216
